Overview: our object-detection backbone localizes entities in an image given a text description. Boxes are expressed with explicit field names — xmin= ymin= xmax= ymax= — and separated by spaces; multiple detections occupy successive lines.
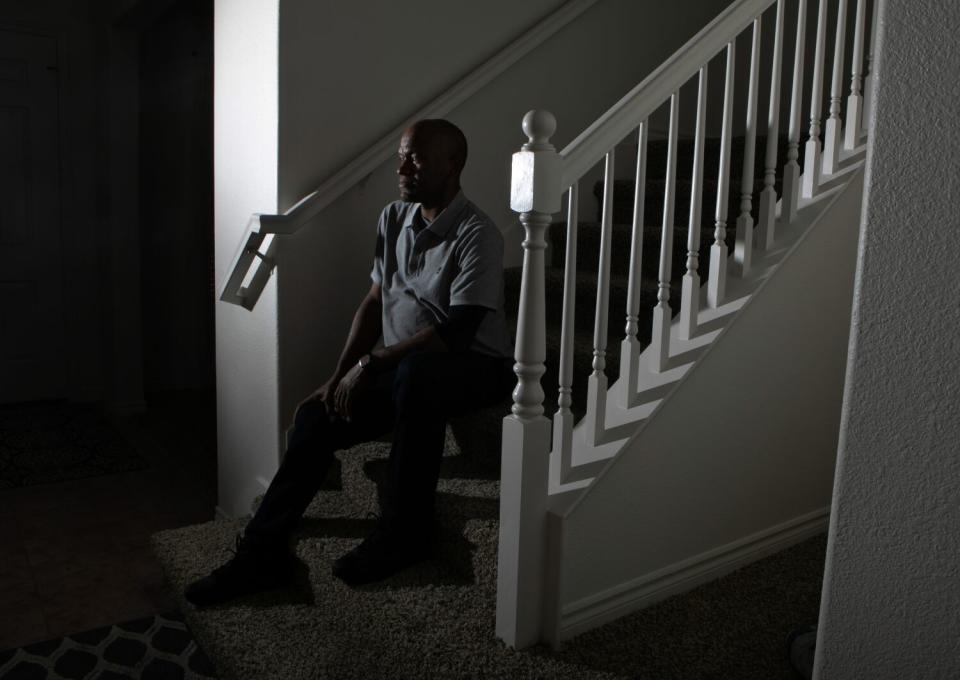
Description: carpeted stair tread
xmin=585 ymin=134 xmax=791 ymax=257
xmin=591 ymin=176 xmax=757 ymax=237
xmin=547 ymin=218 xmax=720 ymax=280
xmin=501 ymin=266 xmax=685 ymax=423
xmin=504 ymin=265 xmax=651 ymax=335
xmin=504 ymin=266 xmax=684 ymax=335
xmin=622 ymin=134 xmax=791 ymax=183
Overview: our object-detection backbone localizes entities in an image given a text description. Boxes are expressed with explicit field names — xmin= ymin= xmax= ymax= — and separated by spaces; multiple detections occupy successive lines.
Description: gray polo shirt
xmin=370 ymin=191 xmax=514 ymax=359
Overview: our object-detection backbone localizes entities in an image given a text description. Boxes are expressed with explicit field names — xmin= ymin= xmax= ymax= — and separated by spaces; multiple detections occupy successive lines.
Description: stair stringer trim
xmin=549 ymin=167 xmax=865 ymax=643
xmin=553 ymin=156 xmax=867 ymax=492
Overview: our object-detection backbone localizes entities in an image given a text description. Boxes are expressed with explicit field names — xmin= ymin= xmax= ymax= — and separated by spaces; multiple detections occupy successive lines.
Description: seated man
xmin=186 ymin=119 xmax=515 ymax=606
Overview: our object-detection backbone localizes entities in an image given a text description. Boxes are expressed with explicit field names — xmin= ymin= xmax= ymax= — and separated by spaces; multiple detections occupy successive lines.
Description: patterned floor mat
xmin=0 ymin=611 xmax=217 ymax=679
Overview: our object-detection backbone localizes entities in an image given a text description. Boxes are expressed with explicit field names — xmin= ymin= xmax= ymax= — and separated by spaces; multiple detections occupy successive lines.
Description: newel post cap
xmin=511 ymin=110 xmax=562 ymax=214
xmin=521 ymin=110 xmax=557 ymax=151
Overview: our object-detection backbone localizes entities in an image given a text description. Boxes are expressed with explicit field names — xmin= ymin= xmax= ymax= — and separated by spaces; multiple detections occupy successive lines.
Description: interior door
xmin=0 ymin=30 xmax=64 ymax=403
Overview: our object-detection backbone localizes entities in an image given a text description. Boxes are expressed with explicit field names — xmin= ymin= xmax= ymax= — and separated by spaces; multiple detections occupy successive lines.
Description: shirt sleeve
xmin=434 ymin=305 xmax=489 ymax=352
xmin=370 ymin=206 xmax=389 ymax=285
xmin=448 ymin=221 xmax=504 ymax=310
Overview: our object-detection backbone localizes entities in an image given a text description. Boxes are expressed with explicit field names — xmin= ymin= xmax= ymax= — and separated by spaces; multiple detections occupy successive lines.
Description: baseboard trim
xmin=558 ymin=507 xmax=830 ymax=640
xmin=214 ymin=505 xmax=232 ymax=520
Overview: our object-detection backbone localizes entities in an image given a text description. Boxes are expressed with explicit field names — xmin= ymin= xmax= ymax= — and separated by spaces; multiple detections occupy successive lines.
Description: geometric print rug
xmin=0 ymin=611 xmax=217 ymax=679
xmin=0 ymin=401 xmax=147 ymax=490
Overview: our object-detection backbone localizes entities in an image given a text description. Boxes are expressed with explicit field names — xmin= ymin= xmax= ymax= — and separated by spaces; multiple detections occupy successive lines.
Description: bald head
xmin=407 ymin=119 xmax=468 ymax=174
xmin=397 ymin=119 xmax=468 ymax=217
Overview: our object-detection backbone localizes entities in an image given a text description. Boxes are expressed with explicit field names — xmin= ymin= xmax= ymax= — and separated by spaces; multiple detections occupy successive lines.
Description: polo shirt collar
xmin=403 ymin=191 xmax=468 ymax=238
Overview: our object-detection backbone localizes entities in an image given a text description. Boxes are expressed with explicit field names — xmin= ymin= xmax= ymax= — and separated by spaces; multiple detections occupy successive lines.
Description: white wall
xmin=556 ymin=169 xmax=863 ymax=640
xmin=214 ymin=0 xmax=281 ymax=518
xmin=813 ymin=1 xmax=960 ymax=677
xmin=274 ymin=0 xmax=735 ymax=432
xmin=277 ymin=0 xmax=565 ymax=209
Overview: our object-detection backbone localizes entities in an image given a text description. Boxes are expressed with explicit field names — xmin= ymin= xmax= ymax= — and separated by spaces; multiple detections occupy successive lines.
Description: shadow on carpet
xmin=152 ymin=439 xmax=824 ymax=680
xmin=0 ymin=402 xmax=147 ymax=489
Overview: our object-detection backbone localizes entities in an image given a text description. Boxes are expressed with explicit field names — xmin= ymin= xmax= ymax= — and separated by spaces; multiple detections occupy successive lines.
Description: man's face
xmin=396 ymin=127 xmax=451 ymax=206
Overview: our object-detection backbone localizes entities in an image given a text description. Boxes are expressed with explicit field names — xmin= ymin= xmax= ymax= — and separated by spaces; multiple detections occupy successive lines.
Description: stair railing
xmin=217 ymin=0 xmax=601 ymax=310
xmin=845 ymin=0 xmax=867 ymax=150
xmin=497 ymin=0 xmax=876 ymax=649
xmin=802 ymin=0 xmax=829 ymax=198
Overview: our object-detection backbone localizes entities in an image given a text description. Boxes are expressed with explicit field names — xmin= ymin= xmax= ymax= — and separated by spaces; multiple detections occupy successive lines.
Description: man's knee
xmin=294 ymin=398 xmax=329 ymax=429
xmin=287 ymin=398 xmax=335 ymax=452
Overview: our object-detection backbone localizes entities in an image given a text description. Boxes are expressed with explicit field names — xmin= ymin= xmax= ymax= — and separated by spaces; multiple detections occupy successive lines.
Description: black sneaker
xmin=332 ymin=520 xmax=434 ymax=586
xmin=185 ymin=535 xmax=294 ymax=607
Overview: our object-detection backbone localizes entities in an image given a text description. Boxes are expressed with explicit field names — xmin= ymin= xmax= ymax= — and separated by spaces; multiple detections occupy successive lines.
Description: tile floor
xmin=0 ymin=391 xmax=218 ymax=650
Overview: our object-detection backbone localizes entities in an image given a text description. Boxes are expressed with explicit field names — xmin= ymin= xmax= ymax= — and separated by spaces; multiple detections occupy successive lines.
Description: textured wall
xmin=814 ymin=1 xmax=960 ymax=677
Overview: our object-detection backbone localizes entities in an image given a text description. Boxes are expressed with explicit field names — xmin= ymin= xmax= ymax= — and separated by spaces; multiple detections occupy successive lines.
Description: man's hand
xmin=297 ymin=375 xmax=340 ymax=418
xmin=333 ymin=361 xmax=375 ymax=422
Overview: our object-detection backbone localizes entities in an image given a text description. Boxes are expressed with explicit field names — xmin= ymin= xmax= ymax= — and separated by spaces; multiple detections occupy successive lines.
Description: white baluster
xmin=679 ymin=68 xmax=707 ymax=341
xmin=551 ymin=184 xmax=577 ymax=475
xmin=845 ymin=0 xmax=867 ymax=150
xmin=734 ymin=17 xmax=761 ymax=278
xmin=862 ymin=0 xmax=879 ymax=133
xmin=584 ymin=150 xmax=615 ymax=445
xmin=802 ymin=0 xmax=829 ymax=198
xmin=618 ymin=122 xmax=647 ymax=408
xmin=650 ymin=93 xmax=679 ymax=372
xmin=708 ymin=42 xmax=735 ymax=309
xmin=497 ymin=109 xmax=560 ymax=649
xmin=823 ymin=0 xmax=849 ymax=176
xmin=782 ymin=0 xmax=807 ymax=225
xmin=758 ymin=0 xmax=785 ymax=251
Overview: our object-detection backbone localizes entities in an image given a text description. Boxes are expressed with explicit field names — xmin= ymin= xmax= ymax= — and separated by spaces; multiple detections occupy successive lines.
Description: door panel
xmin=0 ymin=31 xmax=64 ymax=403
xmin=0 ymin=106 xmax=30 ymax=245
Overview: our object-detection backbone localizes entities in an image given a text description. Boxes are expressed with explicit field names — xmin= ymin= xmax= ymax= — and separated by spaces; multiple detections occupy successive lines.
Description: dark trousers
xmin=244 ymin=351 xmax=514 ymax=549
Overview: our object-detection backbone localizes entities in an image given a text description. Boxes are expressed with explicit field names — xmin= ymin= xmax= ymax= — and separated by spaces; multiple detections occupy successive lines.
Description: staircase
xmin=504 ymin=134 xmax=790 ymax=413
xmin=162 ymin=0 xmax=879 ymax=671
xmin=495 ymin=0 xmax=875 ymax=648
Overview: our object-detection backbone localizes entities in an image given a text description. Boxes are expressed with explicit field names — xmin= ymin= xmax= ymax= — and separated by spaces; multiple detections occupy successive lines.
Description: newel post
xmin=496 ymin=110 xmax=561 ymax=649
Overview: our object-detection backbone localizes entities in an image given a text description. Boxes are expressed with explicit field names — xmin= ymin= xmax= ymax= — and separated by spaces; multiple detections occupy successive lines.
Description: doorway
xmin=138 ymin=0 xmax=214 ymax=397
xmin=0 ymin=30 xmax=64 ymax=403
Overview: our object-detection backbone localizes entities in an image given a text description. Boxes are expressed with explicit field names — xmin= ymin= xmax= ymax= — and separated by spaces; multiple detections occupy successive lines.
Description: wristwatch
xmin=357 ymin=353 xmax=377 ymax=373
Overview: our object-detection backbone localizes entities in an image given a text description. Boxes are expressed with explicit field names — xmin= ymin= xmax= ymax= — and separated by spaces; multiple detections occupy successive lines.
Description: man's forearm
xmin=370 ymin=325 xmax=446 ymax=372
xmin=369 ymin=305 xmax=488 ymax=372
xmin=332 ymin=293 xmax=383 ymax=381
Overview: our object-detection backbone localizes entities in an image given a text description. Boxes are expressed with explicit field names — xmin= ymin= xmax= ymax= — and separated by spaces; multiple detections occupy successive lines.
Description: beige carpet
xmin=153 ymin=430 xmax=823 ymax=680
